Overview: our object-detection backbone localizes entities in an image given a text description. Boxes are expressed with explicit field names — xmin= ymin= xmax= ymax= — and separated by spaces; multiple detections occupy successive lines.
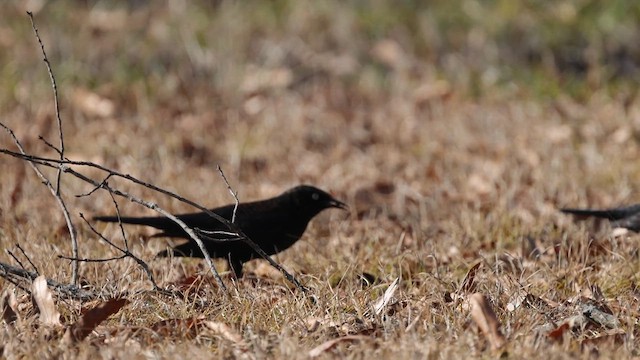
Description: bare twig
xmin=217 ymin=165 xmax=239 ymax=223
xmin=26 ymin=12 xmax=79 ymax=285
xmin=27 ymin=12 xmax=65 ymax=187
xmin=5 ymin=250 xmax=26 ymax=271
xmin=195 ymin=229 xmax=243 ymax=240
xmin=16 ymin=244 xmax=39 ymax=273
xmin=104 ymin=186 xmax=131 ymax=250
xmin=38 ymin=135 xmax=62 ymax=156
xmin=59 ymin=254 xmax=127 ymax=263
xmin=0 ymin=261 xmax=96 ymax=300
xmin=77 ymin=212 xmax=168 ymax=292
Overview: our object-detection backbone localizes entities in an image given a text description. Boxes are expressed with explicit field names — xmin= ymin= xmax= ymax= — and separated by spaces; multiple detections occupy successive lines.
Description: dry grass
xmin=2 ymin=1 xmax=640 ymax=359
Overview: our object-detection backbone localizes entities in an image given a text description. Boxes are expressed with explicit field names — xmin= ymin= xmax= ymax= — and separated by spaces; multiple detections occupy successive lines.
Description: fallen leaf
xmin=374 ymin=278 xmax=399 ymax=316
xmin=469 ymin=293 xmax=507 ymax=350
xmin=458 ymin=262 xmax=482 ymax=295
xmin=31 ymin=275 xmax=62 ymax=327
xmin=62 ymin=298 xmax=128 ymax=343
xmin=547 ymin=322 xmax=571 ymax=341
xmin=1 ymin=289 xmax=18 ymax=325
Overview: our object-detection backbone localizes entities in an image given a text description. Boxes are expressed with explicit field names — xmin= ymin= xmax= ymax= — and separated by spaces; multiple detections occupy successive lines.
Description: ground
xmin=1 ymin=1 xmax=640 ymax=359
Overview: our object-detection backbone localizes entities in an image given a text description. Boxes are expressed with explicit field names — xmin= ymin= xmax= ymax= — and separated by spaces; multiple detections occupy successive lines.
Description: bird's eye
xmin=312 ymin=193 xmax=320 ymax=200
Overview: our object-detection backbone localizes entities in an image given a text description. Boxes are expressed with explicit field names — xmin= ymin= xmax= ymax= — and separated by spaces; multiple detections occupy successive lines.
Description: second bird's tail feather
xmin=560 ymin=208 xmax=627 ymax=220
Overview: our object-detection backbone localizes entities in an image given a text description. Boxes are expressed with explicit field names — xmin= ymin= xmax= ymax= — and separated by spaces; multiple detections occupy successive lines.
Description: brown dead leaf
xmin=31 ymin=275 xmax=62 ymax=327
xmin=2 ymin=289 xmax=18 ymax=325
xmin=62 ymin=298 xmax=128 ymax=343
xmin=469 ymin=293 xmax=507 ymax=351
xmin=547 ymin=322 xmax=571 ymax=341
xmin=308 ymin=335 xmax=370 ymax=358
xmin=458 ymin=261 xmax=482 ymax=295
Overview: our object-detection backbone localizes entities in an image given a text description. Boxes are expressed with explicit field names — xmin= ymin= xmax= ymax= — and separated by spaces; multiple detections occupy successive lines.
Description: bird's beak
xmin=329 ymin=198 xmax=349 ymax=210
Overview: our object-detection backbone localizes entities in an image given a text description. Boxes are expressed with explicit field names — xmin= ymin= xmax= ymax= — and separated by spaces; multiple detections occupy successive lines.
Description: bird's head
xmin=285 ymin=185 xmax=348 ymax=217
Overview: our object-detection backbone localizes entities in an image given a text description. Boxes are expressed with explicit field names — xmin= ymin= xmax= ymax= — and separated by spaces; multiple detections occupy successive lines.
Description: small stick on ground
xmin=0 ymin=261 xmax=96 ymax=301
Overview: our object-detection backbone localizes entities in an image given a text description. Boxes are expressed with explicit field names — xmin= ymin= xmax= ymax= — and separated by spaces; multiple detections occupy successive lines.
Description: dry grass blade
xmin=62 ymin=298 xmax=128 ymax=344
xmin=308 ymin=335 xmax=370 ymax=358
xmin=374 ymin=277 xmax=399 ymax=315
xmin=31 ymin=275 xmax=62 ymax=327
xmin=469 ymin=293 xmax=507 ymax=351
xmin=1 ymin=289 xmax=18 ymax=325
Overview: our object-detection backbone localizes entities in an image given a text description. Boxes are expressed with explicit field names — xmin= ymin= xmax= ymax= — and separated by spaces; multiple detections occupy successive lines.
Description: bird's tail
xmin=93 ymin=215 xmax=171 ymax=230
xmin=560 ymin=208 xmax=627 ymax=220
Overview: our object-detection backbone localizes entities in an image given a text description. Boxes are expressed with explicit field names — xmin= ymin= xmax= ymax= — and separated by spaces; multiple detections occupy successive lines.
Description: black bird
xmin=94 ymin=185 xmax=347 ymax=277
xmin=560 ymin=204 xmax=640 ymax=232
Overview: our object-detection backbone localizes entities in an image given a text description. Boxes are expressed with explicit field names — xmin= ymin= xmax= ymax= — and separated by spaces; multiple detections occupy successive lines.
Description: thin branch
xmin=195 ymin=229 xmax=243 ymax=240
xmin=26 ymin=12 xmax=78 ymax=285
xmin=16 ymin=244 xmax=39 ymax=273
xmin=77 ymin=174 xmax=114 ymax=197
xmin=78 ymin=213 xmax=166 ymax=292
xmin=38 ymin=135 xmax=62 ymax=157
xmin=0 ymin=261 xmax=96 ymax=300
xmin=59 ymin=254 xmax=127 ymax=263
xmin=5 ymin=250 xmax=26 ymax=271
xmin=217 ymin=165 xmax=239 ymax=223
xmin=27 ymin=12 xmax=65 ymax=191
xmin=106 ymin=186 xmax=130 ymax=251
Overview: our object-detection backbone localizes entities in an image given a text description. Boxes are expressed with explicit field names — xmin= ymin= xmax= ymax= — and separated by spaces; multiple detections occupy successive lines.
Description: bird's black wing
xmin=94 ymin=204 xmax=236 ymax=238
xmin=560 ymin=204 xmax=640 ymax=221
